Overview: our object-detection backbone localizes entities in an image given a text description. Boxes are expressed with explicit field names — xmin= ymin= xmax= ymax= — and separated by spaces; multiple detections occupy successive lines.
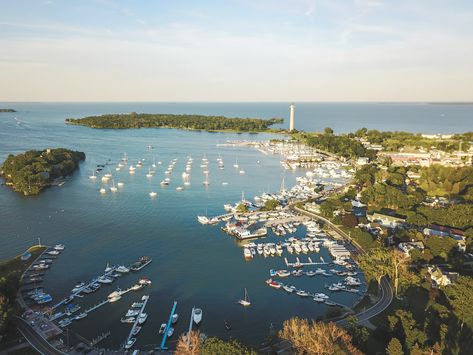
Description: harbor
xmin=5 ymin=126 xmax=365 ymax=352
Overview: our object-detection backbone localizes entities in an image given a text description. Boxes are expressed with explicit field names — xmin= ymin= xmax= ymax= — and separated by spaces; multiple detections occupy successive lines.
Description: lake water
xmin=0 ymin=102 xmax=471 ymax=350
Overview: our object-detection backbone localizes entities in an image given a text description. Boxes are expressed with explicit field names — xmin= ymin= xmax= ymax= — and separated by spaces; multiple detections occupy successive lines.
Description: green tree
xmin=386 ymin=337 xmax=404 ymax=355
xmin=236 ymin=203 xmax=249 ymax=213
xmin=444 ymin=276 xmax=473 ymax=329
xmin=358 ymin=248 xmax=391 ymax=285
xmin=262 ymin=199 xmax=280 ymax=211
xmin=201 ymin=337 xmax=256 ymax=355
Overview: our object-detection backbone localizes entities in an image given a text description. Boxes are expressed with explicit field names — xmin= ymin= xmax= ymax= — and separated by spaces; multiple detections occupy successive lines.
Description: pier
xmin=284 ymin=257 xmax=328 ymax=267
xmin=125 ymin=295 xmax=149 ymax=348
xmin=50 ymin=265 xmax=118 ymax=311
xmin=158 ymin=301 xmax=178 ymax=351
xmin=187 ymin=307 xmax=195 ymax=346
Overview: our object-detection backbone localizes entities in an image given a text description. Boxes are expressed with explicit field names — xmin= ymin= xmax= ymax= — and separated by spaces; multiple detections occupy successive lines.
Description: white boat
xmin=74 ymin=312 xmax=87 ymax=320
xmin=149 ymin=191 xmax=157 ymax=197
xmin=138 ymin=313 xmax=148 ymax=324
xmin=160 ymin=180 xmax=169 ymax=186
xmin=124 ymin=338 xmax=136 ymax=350
xmin=54 ymin=244 xmax=65 ymax=251
xmin=97 ymin=276 xmax=113 ymax=284
xmin=99 ymin=188 xmax=106 ymax=194
xmin=110 ymin=180 xmax=118 ymax=193
xmin=176 ymin=186 xmax=183 ymax=191
xmin=121 ymin=317 xmax=135 ymax=323
xmin=117 ymin=182 xmax=124 ymax=187
xmin=197 ymin=216 xmax=209 ymax=225
xmin=237 ymin=288 xmax=251 ymax=307
xmin=167 ymin=327 xmax=174 ymax=337
xmin=117 ymin=265 xmax=129 ymax=273
xmin=159 ymin=323 xmax=167 ymax=334
xmin=126 ymin=309 xmax=140 ymax=317
xmin=172 ymin=313 xmax=179 ymax=324
xmin=132 ymin=326 xmax=141 ymax=336
xmin=193 ymin=308 xmax=202 ymax=324
xmin=243 ymin=247 xmax=252 ymax=259
xmin=239 ymin=170 xmax=245 ymax=174
xmin=104 ymin=263 xmax=113 ymax=273
xmin=89 ymin=171 xmax=97 ymax=180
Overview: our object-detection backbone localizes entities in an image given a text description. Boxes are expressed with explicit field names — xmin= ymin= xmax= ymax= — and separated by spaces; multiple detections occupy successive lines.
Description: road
xmin=289 ymin=202 xmax=394 ymax=325
xmin=16 ymin=317 xmax=66 ymax=355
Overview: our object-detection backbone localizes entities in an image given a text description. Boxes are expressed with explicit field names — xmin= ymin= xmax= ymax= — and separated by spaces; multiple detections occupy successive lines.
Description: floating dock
xmin=187 ymin=307 xmax=195 ymax=346
xmin=125 ymin=295 xmax=149 ymax=348
xmin=285 ymin=257 xmax=328 ymax=267
xmin=158 ymin=301 xmax=178 ymax=351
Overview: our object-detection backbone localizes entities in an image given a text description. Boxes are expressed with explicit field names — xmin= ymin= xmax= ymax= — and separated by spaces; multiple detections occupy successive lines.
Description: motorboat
xmin=54 ymin=244 xmax=65 ymax=251
xmin=116 ymin=265 xmax=130 ymax=273
xmin=172 ymin=314 xmax=179 ymax=324
xmin=99 ymin=188 xmax=106 ymax=194
xmin=283 ymin=285 xmax=295 ymax=293
xmin=71 ymin=282 xmax=85 ymax=293
xmin=149 ymin=191 xmax=157 ymax=197
xmin=237 ymin=288 xmax=251 ymax=307
xmin=167 ymin=327 xmax=174 ymax=337
xmin=124 ymin=338 xmax=136 ymax=350
xmin=131 ymin=302 xmax=143 ymax=308
xmin=176 ymin=186 xmax=183 ymax=191
xmin=243 ymin=247 xmax=252 ymax=259
xmin=104 ymin=263 xmax=113 ymax=273
xmin=117 ymin=182 xmax=124 ymax=187
xmin=97 ymin=276 xmax=113 ymax=284
xmin=126 ymin=309 xmax=140 ymax=317
xmin=266 ymin=279 xmax=281 ymax=289
xmin=132 ymin=326 xmax=141 ymax=336
xmin=48 ymin=250 xmax=60 ymax=256
xmin=121 ymin=317 xmax=135 ymax=323
xmin=296 ymin=290 xmax=310 ymax=297
xmin=159 ymin=323 xmax=167 ymax=334
xmin=138 ymin=313 xmax=148 ymax=324
xmin=74 ymin=312 xmax=87 ymax=320
xmin=193 ymin=308 xmax=202 ymax=325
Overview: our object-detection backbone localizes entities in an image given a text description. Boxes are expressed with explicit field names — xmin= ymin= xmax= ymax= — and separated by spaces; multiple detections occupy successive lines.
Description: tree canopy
xmin=66 ymin=112 xmax=283 ymax=132
xmin=1 ymin=148 xmax=85 ymax=195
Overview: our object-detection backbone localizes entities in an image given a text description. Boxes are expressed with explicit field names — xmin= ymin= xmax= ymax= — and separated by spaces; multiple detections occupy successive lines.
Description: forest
xmin=65 ymin=112 xmax=284 ymax=132
xmin=1 ymin=148 xmax=85 ymax=195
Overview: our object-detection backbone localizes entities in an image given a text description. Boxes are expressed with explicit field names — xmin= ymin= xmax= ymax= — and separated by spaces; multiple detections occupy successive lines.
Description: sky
xmin=1 ymin=0 xmax=473 ymax=102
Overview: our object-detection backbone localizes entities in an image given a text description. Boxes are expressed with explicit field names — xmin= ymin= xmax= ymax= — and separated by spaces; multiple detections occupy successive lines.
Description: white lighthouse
xmin=289 ymin=103 xmax=295 ymax=131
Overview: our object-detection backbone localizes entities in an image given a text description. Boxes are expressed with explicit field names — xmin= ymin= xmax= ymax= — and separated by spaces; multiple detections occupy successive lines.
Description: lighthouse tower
xmin=289 ymin=103 xmax=295 ymax=131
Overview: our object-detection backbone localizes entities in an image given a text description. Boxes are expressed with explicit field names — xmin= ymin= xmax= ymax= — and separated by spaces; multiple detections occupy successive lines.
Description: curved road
xmin=16 ymin=317 xmax=66 ymax=355
xmin=290 ymin=203 xmax=394 ymax=325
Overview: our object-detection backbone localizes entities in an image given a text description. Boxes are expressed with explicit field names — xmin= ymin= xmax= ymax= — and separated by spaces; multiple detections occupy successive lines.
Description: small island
xmin=0 ymin=148 xmax=85 ymax=196
xmin=65 ymin=112 xmax=284 ymax=132
xmin=0 ymin=108 xmax=16 ymax=112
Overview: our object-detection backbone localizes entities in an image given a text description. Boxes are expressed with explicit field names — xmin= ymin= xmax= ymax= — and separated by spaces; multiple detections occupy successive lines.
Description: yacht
xmin=89 ymin=172 xmax=97 ymax=180
xmin=193 ymin=308 xmax=202 ymax=324
xmin=237 ymin=288 xmax=251 ymax=307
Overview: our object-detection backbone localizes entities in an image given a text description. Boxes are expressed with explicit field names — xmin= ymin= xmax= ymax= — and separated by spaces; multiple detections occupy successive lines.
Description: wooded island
xmin=1 ymin=148 xmax=85 ymax=196
xmin=65 ymin=112 xmax=284 ymax=132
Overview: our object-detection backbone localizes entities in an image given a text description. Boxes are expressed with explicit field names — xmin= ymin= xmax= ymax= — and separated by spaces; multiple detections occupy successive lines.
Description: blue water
xmin=1 ymin=102 xmax=471 ymax=350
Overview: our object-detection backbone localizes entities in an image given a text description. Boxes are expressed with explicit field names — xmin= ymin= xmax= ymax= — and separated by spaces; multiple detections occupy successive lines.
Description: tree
xmin=200 ymin=337 xmax=256 ymax=355
xmin=263 ymin=199 xmax=280 ymax=211
xmin=236 ymin=203 xmax=249 ymax=213
xmin=390 ymin=250 xmax=410 ymax=298
xmin=279 ymin=317 xmax=362 ymax=355
xmin=358 ymin=248 xmax=391 ymax=285
xmin=175 ymin=330 xmax=201 ymax=355
xmin=324 ymin=127 xmax=334 ymax=135
xmin=386 ymin=337 xmax=404 ymax=355
xmin=444 ymin=276 xmax=473 ymax=329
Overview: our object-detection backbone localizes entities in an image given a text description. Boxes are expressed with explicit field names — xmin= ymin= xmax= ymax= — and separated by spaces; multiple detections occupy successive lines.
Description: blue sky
xmin=1 ymin=0 xmax=473 ymax=101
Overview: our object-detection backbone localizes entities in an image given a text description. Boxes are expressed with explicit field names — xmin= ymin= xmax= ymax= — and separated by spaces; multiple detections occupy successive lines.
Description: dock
xmin=158 ymin=301 xmax=178 ymax=351
xmin=50 ymin=265 xmax=118 ymax=311
xmin=284 ymin=257 xmax=328 ymax=267
xmin=125 ymin=295 xmax=149 ymax=348
xmin=187 ymin=307 xmax=195 ymax=346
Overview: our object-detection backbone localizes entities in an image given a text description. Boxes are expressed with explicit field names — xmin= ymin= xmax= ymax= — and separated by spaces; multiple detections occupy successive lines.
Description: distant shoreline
xmin=0 ymin=108 xmax=16 ymax=112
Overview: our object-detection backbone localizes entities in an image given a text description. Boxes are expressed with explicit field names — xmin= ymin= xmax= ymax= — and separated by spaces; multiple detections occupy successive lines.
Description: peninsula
xmin=65 ymin=112 xmax=284 ymax=132
xmin=1 ymin=148 xmax=85 ymax=196
xmin=0 ymin=108 xmax=16 ymax=112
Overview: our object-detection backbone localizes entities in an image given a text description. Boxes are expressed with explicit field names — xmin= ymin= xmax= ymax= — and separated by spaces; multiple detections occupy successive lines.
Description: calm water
xmin=1 ymin=102 xmax=471 ymax=350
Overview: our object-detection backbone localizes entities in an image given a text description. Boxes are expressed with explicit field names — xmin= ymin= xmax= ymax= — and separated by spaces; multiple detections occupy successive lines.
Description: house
xmin=398 ymin=241 xmax=424 ymax=256
xmin=427 ymin=266 xmax=459 ymax=288
xmin=423 ymin=224 xmax=465 ymax=241
xmin=356 ymin=157 xmax=370 ymax=166
xmin=367 ymin=210 xmax=406 ymax=228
